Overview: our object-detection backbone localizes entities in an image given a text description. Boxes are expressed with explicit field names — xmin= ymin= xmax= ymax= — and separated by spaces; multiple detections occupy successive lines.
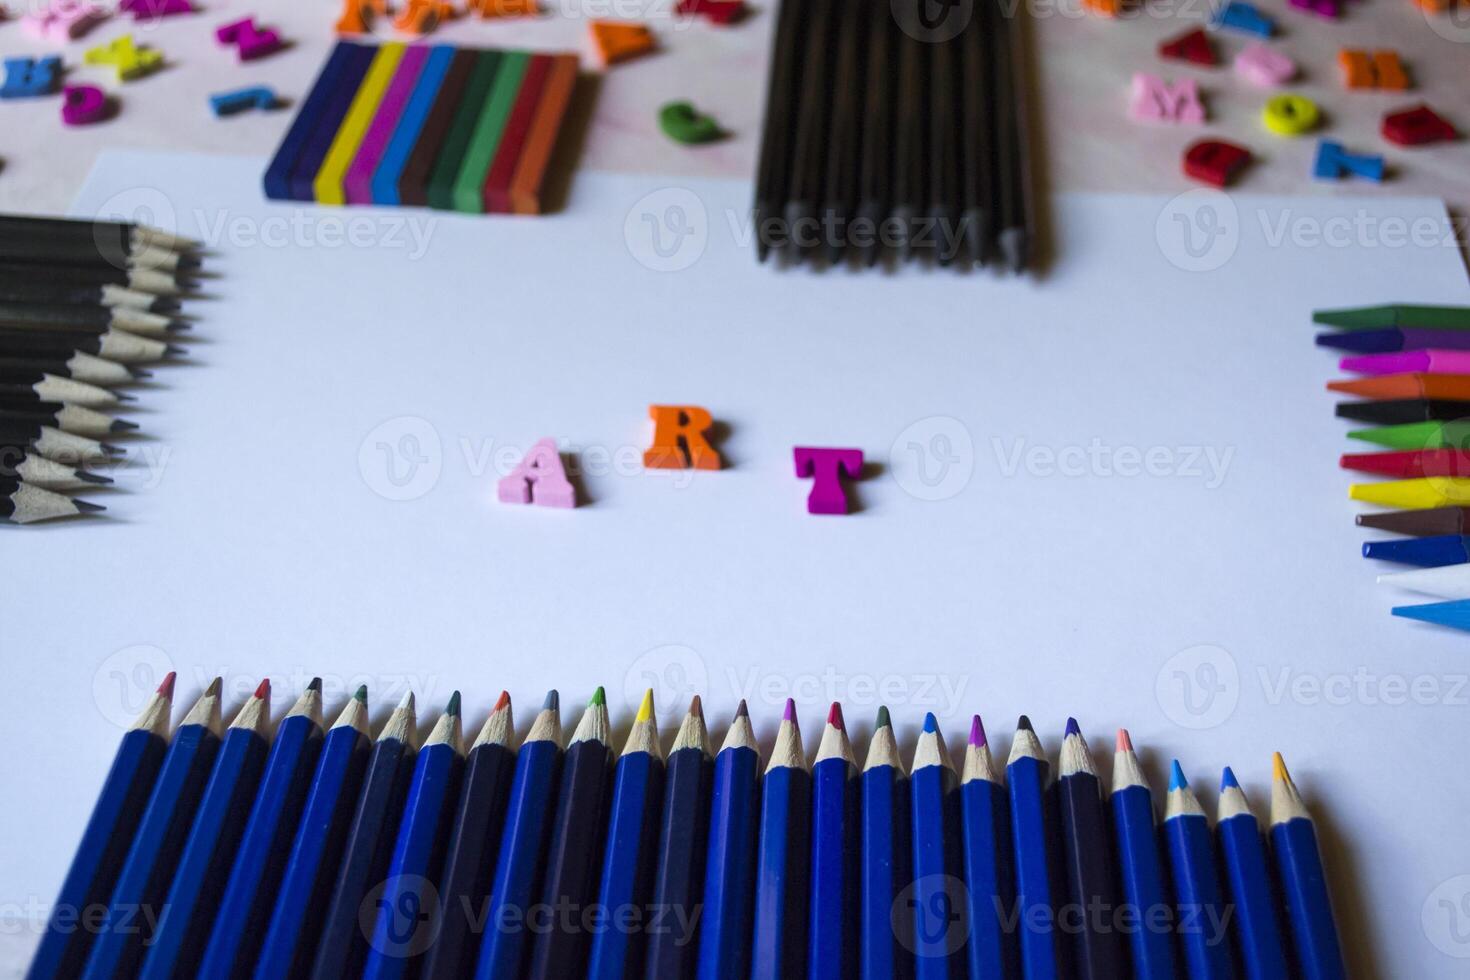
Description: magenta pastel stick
xmin=1341 ymin=350 xmax=1470 ymax=376
xmin=342 ymin=45 xmax=430 ymax=206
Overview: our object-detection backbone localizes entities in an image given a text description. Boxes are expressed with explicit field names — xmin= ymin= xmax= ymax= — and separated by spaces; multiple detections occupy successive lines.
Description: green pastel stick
xmin=451 ymin=51 xmax=529 ymax=214
xmin=1348 ymin=419 xmax=1470 ymax=450
xmin=426 ymin=51 xmax=503 ymax=211
xmin=1314 ymin=305 xmax=1470 ymax=330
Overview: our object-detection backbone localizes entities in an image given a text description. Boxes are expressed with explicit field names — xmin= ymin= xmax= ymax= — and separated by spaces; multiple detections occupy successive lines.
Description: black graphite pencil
xmin=0 ymin=416 xmax=120 ymax=463
xmin=0 ymin=259 xmax=191 ymax=296
xmin=0 ymin=475 xmax=104 ymax=523
xmin=0 ymin=399 xmax=137 ymax=439
xmin=856 ymin=0 xmax=893 ymax=267
xmin=991 ymin=0 xmax=1034 ymax=272
xmin=0 ymin=302 xmax=183 ymax=339
xmin=928 ymin=24 xmax=961 ymax=266
xmin=783 ymin=0 xmax=836 ymax=260
xmin=0 ymin=235 xmax=195 ymax=274
xmin=0 ymin=214 xmax=198 ymax=253
xmin=0 ymin=354 xmax=145 ymax=388
xmin=960 ymin=0 xmax=993 ymax=265
xmin=0 ymin=325 xmax=173 ymax=364
xmin=821 ymin=0 xmax=865 ymax=266
xmin=753 ymin=0 xmax=808 ymax=262
xmin=0 ymin=276 xmax=180 ymax=313
xmin=0 ymin=441 xmax=111 ymax=491
xmin=893 ymin=5 xmax=927 ymax=260
xmin=0 ymin=367 xmax=126 ymax=407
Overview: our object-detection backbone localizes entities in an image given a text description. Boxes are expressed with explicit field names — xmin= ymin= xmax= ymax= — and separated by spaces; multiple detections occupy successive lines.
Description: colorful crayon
xmin=1341 ymin=349 xmax=1470 ymax=376
xmin=1393 ymin=597 xmax=1470 ymax=629
xmin=1358 ymin=505 xmax=1470 ymax=536
xmin=1349 ymin=477 xmax=1470 ymax=509
xmin=1317 ymin=327 xmax=1470 ymax=354
xmin=1348 ymin=419 xmax=1470 ymax=451
xmin=1336 ymin=400 xmax=1470 ymax=426
xmin=1362 ymin=533 xmax=1470 ymax=566
xmin=1340 ymin=448 xmax=1470 ymax=478
xmin=1314 ymin=304 xmax=1470 ymax=330
xmin=1378 ymin=561 xmax=1470 ymax=598
xmin=1329 ymin=373 xmax=1470 ymax=401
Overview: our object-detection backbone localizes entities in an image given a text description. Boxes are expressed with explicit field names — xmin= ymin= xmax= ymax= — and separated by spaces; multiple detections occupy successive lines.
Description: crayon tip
xmin=968 ymin=714 xmax=987 ymax=747
xmin=875 ymin=705 xmax=891 ymax=729
xmin=495 ymin=690 xmax=511 ymax=712
xmin=354 ymin=684 xmax=368 ymax=703
xmin=636 ymin=688 xmax=655 ymax=723
xmin=543 ymin=689 xmax=559 ymax=712
xmin=1016 ymin=714 xmax=1033 ymax=733
xmin=446 ymin=691 xmax=461 ymax=717
xmin=689 ymin=694 xmax=703 ymax=717
xmin=923 ymin=712 xmax=939 ymax=734
xmin=827 ymin=702 xmax=845 ymax=730
xmin=307 ymin=677 xmax=323 ymax=693
xmin=783 ymin=698 xmax=796 ymax=722
xmin=1220 ymin=766 xmax=1239 ymax=791
xmin=736 ymin=699 xmax=749 ymax=718
xmin=1064 ymin=716 xmax=1081 ymax=738
xmin=1272 ymin=751 xmax=1290 ymax=782
xmin=1169 ymin=760 xmax=1187 ymax=791
xmin=1116 ymin=728 xmax=1133 ymax=753
xmin=205 ymin=676 xmax=222 ymax=697
xmin=157 ymin=671 xmax=176 ymax=697
xmin=590 ymin=686 xmax=606 ymax=707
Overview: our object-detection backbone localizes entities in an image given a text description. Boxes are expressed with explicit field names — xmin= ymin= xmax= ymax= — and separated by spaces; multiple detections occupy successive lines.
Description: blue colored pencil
xmin=420 ymin=692 xmax=516 ymax=980
xmin=81 ymin=679 xmax=224 ymax=979
xmin=1164 ymin=762 xmax=1236 ymax=980
xmin=860 ymin=706 xmax=912 ymax=980
xmin=1006 ymin=715 xmax=1062 ymax=980
xmin=809 ymin=702 xmax=859 ymax=980
xmin=363 ymin=692 xmax=465 ymax=980
xmin=695 ymin=700 xmax=760 ymax=980
xmin=1217 ymin=767 xmax=1290 ymax=980
xmin=909 ymin=713 xmax=961 ymax=980
xmin=643 ymin=695 xmax=714 ymax=980
xmin=310 ymin=691 xmax=419 ymax=980
xmin=1057 ymin=719 xmax=1124 ymax=980
xmin=200 ymin=679 xmax=325 ymax=980
xmin=752 ymin=698 xmax=810 ymax=979
xmin=587 ymin=689 xmax=666 ymax=980
xmin=1110 ymin=730 xmax=1179 ymax=980
xmin=474 ymin=690 xmax=564 ymax=980
xmin=27 ymin=673 xmax=174 ymax=980
xmin=959 ymin=715 xmax=1018 ymax=980
xmin=138 ymin=680 xmax=273 ymax=980
xmin=253 ymin=686 xmax=372 ymax=980
xmin=1270 ymin=754 xmax=1346 ymax=980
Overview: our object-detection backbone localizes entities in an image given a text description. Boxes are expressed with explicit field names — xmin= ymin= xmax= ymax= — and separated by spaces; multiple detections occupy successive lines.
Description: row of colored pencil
xmin=32 ymin=680 xmax=1346 ymax=979
xmin=1321 ymin=303 xmax=1470 ymax=630
xmin=0 ymin=214 xmax=201 ymax=524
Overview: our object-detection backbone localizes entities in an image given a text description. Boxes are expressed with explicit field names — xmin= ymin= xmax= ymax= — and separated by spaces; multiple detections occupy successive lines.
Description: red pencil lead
xmin=1116 ymin=728 xmax=1133 ymax=753
xmin=157 ymin=671 xmax=177 ymax=698
xmin=253 ymin=678 xmax=271 ymax=700
xmin=495 ymin=690 xmax=511 ymax=711
xmin=827 ymin=701 xmax=845 ymax=730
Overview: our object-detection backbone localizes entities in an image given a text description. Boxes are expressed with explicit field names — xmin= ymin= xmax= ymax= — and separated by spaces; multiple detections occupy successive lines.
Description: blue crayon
xmin=958 ymin=716 xmax=1018 ymax=980
xmin=808 ymin=704 xmax=859 ymax=980
xmin=1270 ymin=755 xmax=1346 ymax=980
xmin=752 ymin=700 xmax=810 ymax=979
xmin=1394 ymin=597 xmax=1470 ymax=631
xmin=1006 ymin=716 xmax=1063 ymax=980
xmin=909 ymin=713 xmax=962 ymax=980
xmin=860 ymin=707 xmax=912 ymax=980
xmin=1110 ymin=731 xmax=1180 ymax=980
xmin=370 ymin=44 xmax=456 ymax=205
xmin=285 ymin=43 xmax=376 ymax=201
xmin=695 ymin=701 xmax=760 ymax=980
xmin=263 ymin=42 xmax=359 ymax=200
xmin=1164 ymin=763 xmax=1236 ymax=980
xmin=1217 ymin=767 xmax=1290 ymax=980
xmin=1363 ymin=534 xmax=1470 ymax=567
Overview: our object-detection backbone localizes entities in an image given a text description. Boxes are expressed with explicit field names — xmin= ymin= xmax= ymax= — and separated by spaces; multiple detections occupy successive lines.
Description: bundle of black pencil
xmin=0 ymin=214 xmax=204 ymax=524
xmin=754 ymin=0 xmax=1036 ymax=269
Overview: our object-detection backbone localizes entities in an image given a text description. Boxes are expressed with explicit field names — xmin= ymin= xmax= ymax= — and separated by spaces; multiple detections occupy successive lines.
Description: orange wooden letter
xmin=644 ymin=405 xmax=721 ymax=470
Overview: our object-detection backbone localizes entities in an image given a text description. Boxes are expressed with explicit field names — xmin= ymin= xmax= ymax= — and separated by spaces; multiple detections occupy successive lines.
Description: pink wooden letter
xmin=498 ymin=438 xmax=576 ymax=508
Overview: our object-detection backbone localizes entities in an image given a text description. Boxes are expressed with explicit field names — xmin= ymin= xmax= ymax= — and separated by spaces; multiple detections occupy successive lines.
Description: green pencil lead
xmin=590 ymin=686 xmax=606 ymax=707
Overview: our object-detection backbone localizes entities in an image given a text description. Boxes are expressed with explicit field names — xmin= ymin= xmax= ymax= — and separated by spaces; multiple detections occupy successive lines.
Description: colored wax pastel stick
xmin=860 ymin=707 xmax=913 ymax=980
xmin=253 ymin=687 xmax=372 ymax=980
xmin=1163 ymin=763 xmax=1235 ymax=980
xmin=310 ymin=692 xmax=418 ymax=980
xmin=287 ymin=44 xmax=377 ymax=201
xmin=509 ymin=54 xmax=579 ymax=215
xmin=1007 ymin=716 xmax=1063 ymax=980
xmin=1378 ymin=561 xmax=1470 ymax=599
xmin=451 ymin=51 xmax=529 ymax=214
xmin=1336 ymin=400 xmax=1470 ymax=426
xmin=27 ymin=675 xmax=174 ymax=980
xmin=138 ymin=681 xmax=273 ymax=980
xmin=474 ymin=691 xmax=563 ymax=980
xmin=481 ymin=54 xmax=552 ymax=213
xmin=586 ymin=691 xmax=665 ymax=980
xmin=1341 ymin=349 xmax=1470 ymax=376
xmin=696 ymin=702 xmax=761 ymax=980
xmin=399 ymin=48 xmax=479 ymax=207
xmin=1329 ymin=373 xmax=1470 ymax=401
xmin=371 ymin=45 xmax=456 ymax=206
xmin=1394 ymin=597 xmax=1470 ymax=630
xmin=1350 ymin=477 xmax=1470 ymax=509
xmin=808 ymin=703 xmax=859 ymax=980
xmin=1314 ymin=304 xmax=1470 ymax=330
xmin=1317 ymin=328 xmax=1470 ymax=354
xmin=909 ymin=714 xmax=962 ymax=980
xmin=959 ymin=716 xmax=1018 ymax=980
xmin=426 ymin=51 xmax=503 ymax=211
xmin=420 ymin=693 xmax=516 ymax=980
xmin=1216 ymin=768 xmax=1290 ymax=980
xmin=342 ymin=45 xmax=430 ymax=205
xmin=525 ymin=689 xmax=613 ymax=980
xmin=752 ymin=700 xmax=811 ymax=980
xmin=199 ymin=680 xmax=326 ymax=980
xmin=314 ymin=43 xmax=407 ymax=206
xmin=1359 ymin=505 xmax=1470 ymax=536
xmin=1340 ymin=449 xmax=1470 ymax=478
xmin=264 ymin=42 xmax=358 ymax=201
xmin=1057 ymin=719 xmax=1124 ymax=980
xmin=1111 ymin=731 xmax=1179 ymax=980
xmin=1348 ymin=420 xmax=1470 ymax=451
xmin=1270 ymin=756 xmax=1346 ymax=980
xmin=81 ymin=680 xmax=224 ymax=980
xmin=1362 ymin=533 xmax=1470 ymax=567
xmin=363 ymin=693 xmax=465 ymax=980
xmin=644 ymin=696 xmax=714 ymax=980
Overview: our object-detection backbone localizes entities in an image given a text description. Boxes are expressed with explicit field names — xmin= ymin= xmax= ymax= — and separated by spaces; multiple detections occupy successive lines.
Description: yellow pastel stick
xmin=312 ymin=43 xmax=405 ymax=206
xmin=1349 ymin=477 xmax=1470 ymax=509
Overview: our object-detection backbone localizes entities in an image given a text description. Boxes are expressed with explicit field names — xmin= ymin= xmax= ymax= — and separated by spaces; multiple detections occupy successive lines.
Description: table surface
xmin=0 ymin=0 xmax=1468 ymax=217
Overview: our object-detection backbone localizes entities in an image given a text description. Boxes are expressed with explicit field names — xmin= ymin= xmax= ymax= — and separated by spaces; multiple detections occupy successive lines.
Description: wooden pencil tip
xmin=205 ymin=676 xmax=222 ymax=697
xmin=1272 ymin=751 xmax=1290 ymax=782
xmin=157 ymin=671 xmax=176 ymax=698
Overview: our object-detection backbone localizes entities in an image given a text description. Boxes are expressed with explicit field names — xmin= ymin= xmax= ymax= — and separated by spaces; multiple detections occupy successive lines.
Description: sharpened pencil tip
xmin=1220 ymin=766 xmax=1239 ymax=791
xmin=76 ymin=469 xmax=112 ymax=485
xmin=101 ymin=443 xmax=125 ymax=458
xmin=689 ymin=694 xmax=703 ymax=717
xmin=397 ymin=690 xmax=414 ymax=711
xmin=354 ymin=684 xmax=368 ymax=703
xmin=783 ymin=698 xmax=796 ymax=723
xmin=74 ymin=498 xmax=106 ymax=513
xmin=495 ymin=690 xmax=511 ymax=711
xmin=1116 ymin=728 xmax=1133 ymax=753
xmin=590 ymin=686 xmax=606 ymax=707
xmin=636 ymin=689 xmax=654 ymax=723
xmin=1064 ymin=717 xmax=1081 ymax=738
xmin=827 ymin=702 xmax=844 ymax=730
xmin=115 ymin=392 xmax=137 ymax=403
xmin=923 ymin=712 xmax=939 ymax=734
xmin=446 ymin=691 xmax=461 ymax=716
xmin=1016 ymin=714 xmax=1033 ymax=733
xmin=130 ymin=367 xmax=153 ymax=379
xmin=736 ymin=699 xmax=749 ymax=718
xmin=165 ymin=345 xmax=187 ymax=358
xmin=1170 ymin=760 xmax=1187 ymax=791
xmin=1272 ymin=752 xmax=1290 ymax=782
xmin=543 ymin=689 xmax=559 ymax=712
xmin=205 ymin=677 xmax=222 ymax=697
xmin=969 ymin=715 xmax=986 ymax=747
xmin=875 ymin=705 xmax=891 ymax=729
xmin=253 ymin=678 xmax=271 ymax=700
xmin=110 ymin=419 xmax=139 ymax=432
xmin=157 ymin=671 xmax=176 ymax=697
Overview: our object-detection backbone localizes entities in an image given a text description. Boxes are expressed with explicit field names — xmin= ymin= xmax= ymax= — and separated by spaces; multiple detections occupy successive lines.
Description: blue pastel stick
xmin=909 ymin=713 xmax=962 ymax=980
xmin=252 ymin=687 xmax=372 ymax=980
xmin=808 ymin=703 xmax=859 ymax=980
xmin=264 ymin=42 xmax=359 ymax=200
xmin=371 ymin=44 xmax=456 ymax=205
xmin=695 ymin=701 xmax=760 ymax=980
xmin=80 ymin=680 xmax=225 ymax=980
xmin=1217 ymin=767 xmax=1290 ymax=980
xmin=364 ymin=693 xmax=466 ymax=980
xmin=1110 ymin=731 xmax=1180 ymax=980
xmin=1394 ymin=597 xmax=1470 ymax=630
xmin=1363 ymin=534 xmax=1470 ymax=567
xmin=644 ymin=696 xmax=714 ymax=980
xmin=1006 ymin=716 xmax=1062 ymax=980
xmin=752 ymin=699 xmax=810 ymax=979
xmin=959 ymin=716 xmax=1018 ymax=980
xmin=285 ymin=43 xmax=377 ymax=202
xmin=1270 ymin=755 xmax=1346 ymax=980
xmin=860 ymin=707 xmax=912 ymax=980
xmin=200 ymin=681 xmax=325 ymax=980
xmin=1164 ymin=763 xmax=1236 ymax=980
xmin=27 ymin=674 xmax=174 ymax=980
xmin=138 ymin=682 xmax=273 ymax=980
